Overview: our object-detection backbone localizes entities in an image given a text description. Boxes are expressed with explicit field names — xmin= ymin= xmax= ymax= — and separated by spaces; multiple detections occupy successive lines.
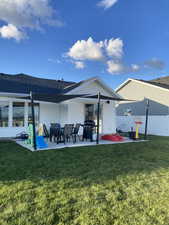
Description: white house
xmin=0 ymin=73 xmax=118 ymax=138
xmin=116 ymin=76 xmax=169 ymax=136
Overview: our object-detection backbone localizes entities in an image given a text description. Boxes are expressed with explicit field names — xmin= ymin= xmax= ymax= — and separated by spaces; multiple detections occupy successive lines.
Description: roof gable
xmin=66 ymin=76 xmax=119 ymax=98
xmin=116 ymin=78 xmax=169 ymax=93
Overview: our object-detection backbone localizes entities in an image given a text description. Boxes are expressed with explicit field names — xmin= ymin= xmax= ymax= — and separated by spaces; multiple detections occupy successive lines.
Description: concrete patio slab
xmin=16 ymin=138 xmax=146 ymax=152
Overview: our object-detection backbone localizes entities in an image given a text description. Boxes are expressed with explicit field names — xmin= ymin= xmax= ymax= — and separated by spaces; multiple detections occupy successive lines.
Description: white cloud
xmin=104 ymin=38 xmax=123 ymax=58
xmin=107 ymin=60 xmax=124 ymax=74
xmin=0 ymin=0 xmax=61 ymax=41
xmin=73 ymin=61 xmax=85 ymax=69
xmin=131 ymin=64 xmax=140 ymax=72
xmin=67 ymin=37 xmax=125 ymax=72
xmin=144 ymin=58 xmax=165 ymax=70
xmin=0 ymin=24 xmax=25 ymax=41
xmin=67 ymin=37 xmax=142 ymax=75
xmin=97 ymin=0 xmax=118 ymax=9
xmin=67 ymin=37 xmax=104 ymax=61
xmin=67 ymin=37 xmax=123 ymax=61
xmin=107 ymin=62 xmax=141 ymax=74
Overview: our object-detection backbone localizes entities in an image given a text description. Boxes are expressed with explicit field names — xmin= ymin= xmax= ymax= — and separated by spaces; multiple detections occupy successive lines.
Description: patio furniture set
xmin=43 ymin=120 xmax=97 ymax=145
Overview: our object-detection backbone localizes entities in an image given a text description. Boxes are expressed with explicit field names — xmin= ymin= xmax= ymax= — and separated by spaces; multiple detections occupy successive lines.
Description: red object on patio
xmin=101 ymin=134 xmax=125 ymax=142
xmin=135 ymin=121 xmax=142 ymax=125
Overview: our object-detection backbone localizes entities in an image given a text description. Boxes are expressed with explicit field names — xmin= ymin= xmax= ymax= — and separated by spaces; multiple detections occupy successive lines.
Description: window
xmin=0 ymin=101 xmax=9 ymax=127
xmin=85 ymin=104 xmax=102 ymax=121
xmin=28 ymin=103 xmax=39 ymax=125
xmin=85 ymin=104 xmax=95 ymax=121
xmin=13 ymin=102 xmax=25 ymax=127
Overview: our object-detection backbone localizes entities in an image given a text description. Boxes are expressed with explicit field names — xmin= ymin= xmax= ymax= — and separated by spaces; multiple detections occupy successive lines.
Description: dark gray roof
xmin=136 ymin=78 xmax=169 ymax=90
xmin=0 ymin=73 xmax=78 ymax=94
xmin=151 ymin=76 xmax=169 ymax=85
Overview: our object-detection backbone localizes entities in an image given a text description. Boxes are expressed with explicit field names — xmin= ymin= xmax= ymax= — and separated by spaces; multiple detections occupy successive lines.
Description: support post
xmin=144 ymin=99 xmax=150 ymax=140
xmin=96 ymin=92 xmax=101 ymax=144
xmin=30 ymin=92 xmax=37 ymax=150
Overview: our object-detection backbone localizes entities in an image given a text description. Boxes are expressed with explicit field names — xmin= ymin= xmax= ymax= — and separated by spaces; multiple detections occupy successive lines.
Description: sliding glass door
xmin=84 ymin=104 xmax=103 ymax=132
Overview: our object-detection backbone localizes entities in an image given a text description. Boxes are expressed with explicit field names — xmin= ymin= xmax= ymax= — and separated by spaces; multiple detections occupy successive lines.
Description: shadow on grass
xmin=1 ymin=136 xmax=169 ymax=186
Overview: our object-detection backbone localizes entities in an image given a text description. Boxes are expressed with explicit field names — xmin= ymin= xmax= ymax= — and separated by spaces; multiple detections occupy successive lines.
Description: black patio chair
xmin=71 ymin=123 xmax=81 ymax=143
xmin=82 ymin=120 xmax=96 ymax=142
xmin=49 ymin=123 xmax=61 ymax=142
xmin=62 ymin=124 xmax=74 ymax=144
xmin=43 ymin=124 xmax=50 ymax=140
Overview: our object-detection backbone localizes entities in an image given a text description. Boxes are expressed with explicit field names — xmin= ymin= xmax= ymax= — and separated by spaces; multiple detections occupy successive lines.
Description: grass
xmin=1 ymin=137 xmax=169 ymax=225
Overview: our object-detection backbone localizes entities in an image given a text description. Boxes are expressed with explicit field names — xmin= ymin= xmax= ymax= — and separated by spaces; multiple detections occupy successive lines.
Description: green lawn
xmin=1 ymin=137 xmax=169 ymax=225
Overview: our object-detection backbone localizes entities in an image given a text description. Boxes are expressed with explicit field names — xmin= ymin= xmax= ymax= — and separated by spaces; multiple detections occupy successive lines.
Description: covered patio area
xmin=1 ymin=91 xmax=142 ymax=151
xmin=15 ymin=92 xmax=134 ymax=151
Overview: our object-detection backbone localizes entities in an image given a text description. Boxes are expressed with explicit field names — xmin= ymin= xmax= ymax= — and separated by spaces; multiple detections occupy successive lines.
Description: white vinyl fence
xmin=117 ymin=115 xmax=169 ymax=136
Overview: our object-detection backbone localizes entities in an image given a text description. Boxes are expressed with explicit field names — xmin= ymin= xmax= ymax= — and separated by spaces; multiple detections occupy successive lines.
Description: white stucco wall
xmin=67 ymin=80 xmax=117 ymax=134
xmin=39 ymin=103 xmax=60 ymax=129
xmin=117 ymin=115 xmax=169 ymax=136
xmin=102 ymin=101 xmax=116 ymax=134
xmin=59 ymin=104 xmax=68 ymax=126
xmin=67 ymin=102 xmax=84 ymax=124
xmin=67 ymin=102 xmax=84 ymax=134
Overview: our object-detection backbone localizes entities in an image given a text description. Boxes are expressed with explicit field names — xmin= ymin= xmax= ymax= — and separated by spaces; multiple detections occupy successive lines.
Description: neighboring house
xmin=0 ymin=73 xmax=117 ymax=137
xmin=115 ymin=76 xmax=169 ymax=136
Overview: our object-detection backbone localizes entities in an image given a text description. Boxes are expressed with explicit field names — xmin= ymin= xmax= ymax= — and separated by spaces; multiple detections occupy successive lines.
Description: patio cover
xmin=85 ymin=94 xmax=131 ymax=101
xmin=21 ymin=93 xmax=88 ymax=103
xmin=30 ymin=93 xmax=131 ymax=103
xmin=0 ymin=92 xmax=131 ymax=103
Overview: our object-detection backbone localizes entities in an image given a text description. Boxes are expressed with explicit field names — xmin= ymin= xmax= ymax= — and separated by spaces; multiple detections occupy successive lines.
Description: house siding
xmin=117 ymin=80 xmax=169 ymax=106
xmin=68 ymin=80 xmax=117 ymax=134
xmin=116 ymin=99 xmax=169 ymax=116
xmin=102 ymin=101 xmax=116 ymax=134
xmin=67 ymin=102 xmax=84 ymax=134
xmin=68 ymin=80 xmax=113 ymax=96
xmin=116 ymin=79 xmax=169 ymax=136
xmin=39 ymin=103 xmax=60 ymax=129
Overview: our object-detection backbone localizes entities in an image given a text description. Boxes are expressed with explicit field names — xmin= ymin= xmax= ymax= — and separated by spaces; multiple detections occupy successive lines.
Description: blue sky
xmin=0 ymin=0 xmax=168 ymax=89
